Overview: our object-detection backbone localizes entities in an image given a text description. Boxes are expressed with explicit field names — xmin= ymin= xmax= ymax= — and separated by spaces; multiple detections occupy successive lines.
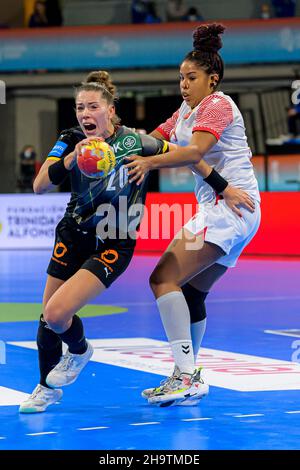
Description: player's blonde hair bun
xmin=85 ymin=71 xmax=117 ymax=98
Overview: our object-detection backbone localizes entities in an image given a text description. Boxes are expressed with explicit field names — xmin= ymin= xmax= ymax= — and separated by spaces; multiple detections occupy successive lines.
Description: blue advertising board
xmin=0 ymin=19 xmax=300 ymax=72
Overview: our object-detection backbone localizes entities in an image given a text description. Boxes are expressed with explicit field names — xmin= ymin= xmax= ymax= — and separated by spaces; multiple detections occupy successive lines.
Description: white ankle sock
xmin=156 ymin=291 xmax=194 ymax=374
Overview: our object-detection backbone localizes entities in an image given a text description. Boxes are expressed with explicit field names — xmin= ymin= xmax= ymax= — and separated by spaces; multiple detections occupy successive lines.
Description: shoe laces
xmin=30 ymin=384 xmax=43 ymax=399
xmin=159 ymin=372 xmax=192 ymax=393
xmin=57 ymin=352 xmax=75 ymax=371
xmin=192 ymin=367 xmax=204 ymax=384
xmin=153 ymin=365 xmax=181 ymax=393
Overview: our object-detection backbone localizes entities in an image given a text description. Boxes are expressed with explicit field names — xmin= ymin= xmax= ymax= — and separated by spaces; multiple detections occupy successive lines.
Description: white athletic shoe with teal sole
xmin=46 ymin=341 xmax=94 ymax=388
xmin=19 ymin=384 xmax=63 ymax=413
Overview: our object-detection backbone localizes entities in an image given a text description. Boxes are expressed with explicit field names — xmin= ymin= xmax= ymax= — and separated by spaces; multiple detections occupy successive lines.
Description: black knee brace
xmin=181 ymin=284 xmax=208 ymax=324
xmin=37 ymin=315 xmax=62 ymax=351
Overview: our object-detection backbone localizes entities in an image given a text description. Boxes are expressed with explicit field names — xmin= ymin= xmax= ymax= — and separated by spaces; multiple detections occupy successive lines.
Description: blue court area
xmin=0 ymin=250 xmax=300 ymax=450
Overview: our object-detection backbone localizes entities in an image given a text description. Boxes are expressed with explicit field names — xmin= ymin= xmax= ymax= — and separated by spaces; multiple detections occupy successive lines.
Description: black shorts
xmin=47 ymin=217 xmax=136 ymax=287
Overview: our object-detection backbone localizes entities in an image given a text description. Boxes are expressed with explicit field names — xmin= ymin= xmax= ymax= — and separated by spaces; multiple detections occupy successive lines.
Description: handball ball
xmin=77 ymin=140 xmax=116 ymax=178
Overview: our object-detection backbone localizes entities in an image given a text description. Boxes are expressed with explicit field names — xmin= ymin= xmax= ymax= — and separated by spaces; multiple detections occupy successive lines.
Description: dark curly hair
xmin=184 ymin=23 xmax=225 ymax=88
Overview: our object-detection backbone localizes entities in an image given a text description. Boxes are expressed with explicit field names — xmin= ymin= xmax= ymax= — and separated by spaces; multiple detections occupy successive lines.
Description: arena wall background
xmin=0 ymin=192 xmax=299 ymax=257
xmin=136 ymin=192 xmax=300 ymax=257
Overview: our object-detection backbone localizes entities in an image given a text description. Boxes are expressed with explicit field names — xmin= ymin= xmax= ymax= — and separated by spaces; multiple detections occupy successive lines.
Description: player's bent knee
xmin=149 ymin=272 xmax=169 ymax=296
xmin=149 ymin=271 xmax=160 ymax=291
xmin=182 ymin=283 xmax=208 ymax=323
xmin=43 ymin=303 xmax=68 ymax=329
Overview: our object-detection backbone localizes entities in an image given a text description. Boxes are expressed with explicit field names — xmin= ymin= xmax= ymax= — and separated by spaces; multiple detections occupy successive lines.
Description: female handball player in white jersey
xmin=126 ymin=23 xmax=261 ymax=406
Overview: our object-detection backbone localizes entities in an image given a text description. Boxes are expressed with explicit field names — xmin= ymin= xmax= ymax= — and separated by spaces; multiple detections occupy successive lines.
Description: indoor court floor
xmin=0 ymin=250 xmax=300 ymax=450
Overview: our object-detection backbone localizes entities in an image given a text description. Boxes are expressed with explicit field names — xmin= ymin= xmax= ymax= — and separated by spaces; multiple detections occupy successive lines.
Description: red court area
xmin=136 ymin=192 xmax=300 ymax=257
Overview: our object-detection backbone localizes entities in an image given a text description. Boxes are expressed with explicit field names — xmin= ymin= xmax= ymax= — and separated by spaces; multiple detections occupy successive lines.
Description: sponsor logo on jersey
xmin=52 ymin=242 xmax=68 ymax=266
xmin=104 ymin=267 xmax=111 ymax=278
xmin=54 ymin=242 xmax=67 ymax=258
xmin=123 ymin=136 xmax=137 ymax=150
xmin=93 ymin=249 xmax=119 ymax=274
xmin=48 ymin=141 xmax=68 ymax=157
xmin=101 ymin=249 xmax=118 ymax=264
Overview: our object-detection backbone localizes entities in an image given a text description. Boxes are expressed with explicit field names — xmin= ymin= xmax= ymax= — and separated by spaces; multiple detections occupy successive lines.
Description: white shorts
xmin=184 ymin=198 xmax=261 ymax=268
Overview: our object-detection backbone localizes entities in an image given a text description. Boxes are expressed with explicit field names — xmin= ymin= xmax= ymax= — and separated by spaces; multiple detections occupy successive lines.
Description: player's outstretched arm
xmin=33 ymin=151 xmax=76 ymax=194
xmin=125 ymin=131 xmax=216 ymax=185
xmin=33 ymin=159 xmax=58 ymax=194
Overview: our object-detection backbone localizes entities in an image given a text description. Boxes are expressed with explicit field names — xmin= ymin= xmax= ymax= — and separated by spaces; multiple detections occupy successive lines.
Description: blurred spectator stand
xmin=272 ymin=0 xmax=296 ymax=17
xmin=166 ymin=0 xmax=189 ymax=21
xmin=28 ymin=0 xmax=49 ymax=27
xmin=17 ymin=145 xmax=37 ymax=192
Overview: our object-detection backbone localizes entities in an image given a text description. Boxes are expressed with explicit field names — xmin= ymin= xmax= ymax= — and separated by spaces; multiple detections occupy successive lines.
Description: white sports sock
xmin=191 ymin=318 xmax=207 ymax=363
xmin=156 ymin=291 xmax=194 ymax=375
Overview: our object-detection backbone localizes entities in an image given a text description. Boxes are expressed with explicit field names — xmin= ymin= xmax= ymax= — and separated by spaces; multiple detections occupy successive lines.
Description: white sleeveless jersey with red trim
xmin=157 ymin=91 xmax=260 ymax=204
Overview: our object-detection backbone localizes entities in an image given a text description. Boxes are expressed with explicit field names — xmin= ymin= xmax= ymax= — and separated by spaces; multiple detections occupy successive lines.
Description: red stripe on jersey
xmin=193 ymin=126 xmax=220 ymax=140
xmin=193 ymin=94 xmax=233 ymax=139
xmin=184 ymin=111 xmax=192 ymax=119
xmin=156 ymin=109 xmax=180 ymax=140
xmin=155 ymin=126 xmax=170 ymax=140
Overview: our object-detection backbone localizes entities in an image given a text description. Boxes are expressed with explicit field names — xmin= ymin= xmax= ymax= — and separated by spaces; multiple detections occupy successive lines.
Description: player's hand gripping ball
xmin=77 ymin=140 xmax=116 ymax=178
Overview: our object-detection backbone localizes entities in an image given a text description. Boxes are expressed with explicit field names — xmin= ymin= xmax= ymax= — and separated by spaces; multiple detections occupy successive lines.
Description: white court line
xmin=130 ymin=422 xmax=160 ymax=426
xmin=26 ymin=432 xmax=57 ymax=436
xmin=234 ymin=414 xmax=264 ymax=418
xmin=10 ymin=338 xmax=300 ymax=393
xmin=285 ymin=411 xmax=300 ymax=414
xmin=78 ymin=426 xmax=109 ymax=431
xmin=264 ymin=330 xmax=300 ymax=338
xmin=181 ymin=418 xmax=212 ymax=422
xmin=0 ymin=437 xmax=6 ymax=439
